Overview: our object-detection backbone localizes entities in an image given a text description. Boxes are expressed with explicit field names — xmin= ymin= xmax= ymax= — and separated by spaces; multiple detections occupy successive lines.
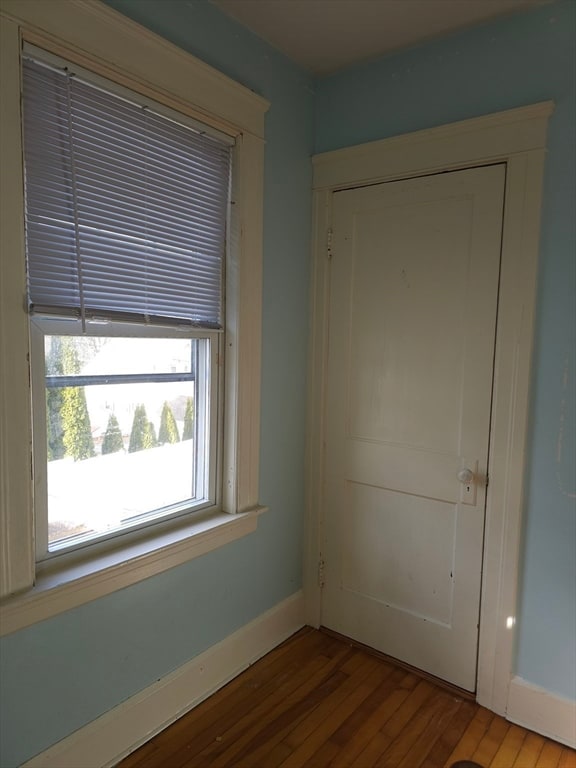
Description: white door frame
xmin=304 ymin=102 xmax=553 ymax=715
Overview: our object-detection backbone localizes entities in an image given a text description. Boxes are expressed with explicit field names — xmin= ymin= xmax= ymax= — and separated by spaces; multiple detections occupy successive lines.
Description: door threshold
xmin=320 ymin=626 xmax=477 ymax=701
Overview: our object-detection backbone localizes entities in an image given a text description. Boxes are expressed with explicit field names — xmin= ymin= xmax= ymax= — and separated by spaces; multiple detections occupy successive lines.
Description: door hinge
xmin=318 ymin=558 xmax=326 ymax=588
xmin=326 ymin=228 xmax=333 ymax=260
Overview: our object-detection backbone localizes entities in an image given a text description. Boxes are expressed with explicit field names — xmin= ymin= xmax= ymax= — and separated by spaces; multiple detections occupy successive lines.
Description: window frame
xmin=0 ymin=0 xmax=269 ymax=634
xmin=31 ymin=321 xmax=222 ymax=565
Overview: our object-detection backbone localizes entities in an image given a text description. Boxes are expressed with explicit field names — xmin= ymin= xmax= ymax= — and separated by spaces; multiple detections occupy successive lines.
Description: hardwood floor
xmin=117 ymin=627 xmax=576 ymax=768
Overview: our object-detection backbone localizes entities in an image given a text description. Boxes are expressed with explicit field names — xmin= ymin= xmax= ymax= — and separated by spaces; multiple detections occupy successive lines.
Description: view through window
xmin=43 ymin=334 xmax=211 ymax=551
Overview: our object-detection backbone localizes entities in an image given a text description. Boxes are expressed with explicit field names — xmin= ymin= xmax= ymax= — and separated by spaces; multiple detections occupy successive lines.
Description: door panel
xmin=342 ymin=482 xmax=456 ymax=626
xmin=321 ymin=164 xmax=505 ymax=691
xmin=348 ymin=197 xmax=471 ymax=453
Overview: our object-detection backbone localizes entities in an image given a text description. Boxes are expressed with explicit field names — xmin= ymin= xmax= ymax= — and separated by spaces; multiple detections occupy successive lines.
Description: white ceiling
xmin=211 ymin=0 xmax=552 ymax=75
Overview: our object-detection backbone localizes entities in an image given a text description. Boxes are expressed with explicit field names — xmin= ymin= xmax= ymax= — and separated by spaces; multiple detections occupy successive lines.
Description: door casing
xmin=304 ymin=102 xmax=553 ymax=715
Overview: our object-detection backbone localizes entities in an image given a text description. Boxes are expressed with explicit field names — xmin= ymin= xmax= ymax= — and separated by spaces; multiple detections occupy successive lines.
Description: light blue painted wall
xmin=2 ymin=2 xmax=575 ymax=765
xmin=0 ymin=2 xmax=313 ymax=766
xmin=315 ymin=0 xmax=576 ymax=701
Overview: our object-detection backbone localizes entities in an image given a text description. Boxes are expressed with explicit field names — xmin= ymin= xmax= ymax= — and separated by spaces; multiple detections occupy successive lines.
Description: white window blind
xmin=22 ymin=54 xmax=232 ymax=329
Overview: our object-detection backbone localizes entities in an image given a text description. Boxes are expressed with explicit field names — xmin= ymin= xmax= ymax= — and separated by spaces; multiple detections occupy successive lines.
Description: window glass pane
xmin=44 ymin=335 xmax=207 ymax=551
xmin=45 ymin=336 xmax=194 ymax=376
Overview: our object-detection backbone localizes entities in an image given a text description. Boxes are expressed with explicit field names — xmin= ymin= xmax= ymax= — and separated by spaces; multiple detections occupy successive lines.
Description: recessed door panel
xmin=342 ymin=481 xmax=456 ymax=626
xmin=349 ymin=197 xmax=472 ymax=454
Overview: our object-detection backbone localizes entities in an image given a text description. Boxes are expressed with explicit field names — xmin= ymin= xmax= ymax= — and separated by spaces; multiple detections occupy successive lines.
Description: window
xmin=34 ymin=331 xmax=216 ymax=558
xmin=22 ymin=50 xmax=231 ymax=560
xmin=0 ymin=1 xmax=268 ymax=622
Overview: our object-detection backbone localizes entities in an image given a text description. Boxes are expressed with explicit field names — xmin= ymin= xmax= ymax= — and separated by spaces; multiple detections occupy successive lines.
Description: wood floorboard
xmin=443 ymin=707 xmax=495 ymax=767
xmin=471 ymin=716 xmax=511 ymax=767
xmin=513 ymin=733 xmax=547 ymax=768
xmin=117 ymin=628 xmax=576 ymax=768
xmin=419 ymin=699 xmax=478 ymax=768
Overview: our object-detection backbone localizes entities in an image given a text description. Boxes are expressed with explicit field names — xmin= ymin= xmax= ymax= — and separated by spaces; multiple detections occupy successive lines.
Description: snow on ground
xmin=48 ymin=440 xmax=195 ymax=541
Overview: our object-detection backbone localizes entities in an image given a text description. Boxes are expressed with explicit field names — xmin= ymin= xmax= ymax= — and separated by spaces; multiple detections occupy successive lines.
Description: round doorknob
xmin=457 ymin=468 xmax=475 ymax=484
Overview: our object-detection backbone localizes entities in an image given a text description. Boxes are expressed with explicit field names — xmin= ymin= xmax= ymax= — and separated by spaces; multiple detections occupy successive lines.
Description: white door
xmin=321 ymin=164 xmax=505 ymax=691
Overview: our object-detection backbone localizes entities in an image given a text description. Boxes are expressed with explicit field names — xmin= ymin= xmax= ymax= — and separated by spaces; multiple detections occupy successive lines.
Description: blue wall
xmin=316 ymin=0 xmax=576 ymax=701
xmin=2 ymin=1 xmax=575 ymax=765
xmin=0 ymin=2 xmax=313 ymax=765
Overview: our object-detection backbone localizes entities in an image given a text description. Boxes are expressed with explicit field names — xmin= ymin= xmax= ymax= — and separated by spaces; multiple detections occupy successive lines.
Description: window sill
xmin=0 ymin=505 xmax=266 ymax=637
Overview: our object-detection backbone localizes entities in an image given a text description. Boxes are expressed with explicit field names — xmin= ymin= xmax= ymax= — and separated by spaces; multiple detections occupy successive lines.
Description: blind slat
xmin=23 ymin=57 xmax=231 ymax=329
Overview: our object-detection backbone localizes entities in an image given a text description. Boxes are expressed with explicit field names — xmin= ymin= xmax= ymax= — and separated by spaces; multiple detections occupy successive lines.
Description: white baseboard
xmin=22 ymin=591 xmax=305 ymax=768
xmin=507 ymin=675 xmax=576 ymax=748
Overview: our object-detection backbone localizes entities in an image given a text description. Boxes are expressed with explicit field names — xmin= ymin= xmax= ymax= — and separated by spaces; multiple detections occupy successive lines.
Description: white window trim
xmin=0 ymin=0 xmax=269 ymax=634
